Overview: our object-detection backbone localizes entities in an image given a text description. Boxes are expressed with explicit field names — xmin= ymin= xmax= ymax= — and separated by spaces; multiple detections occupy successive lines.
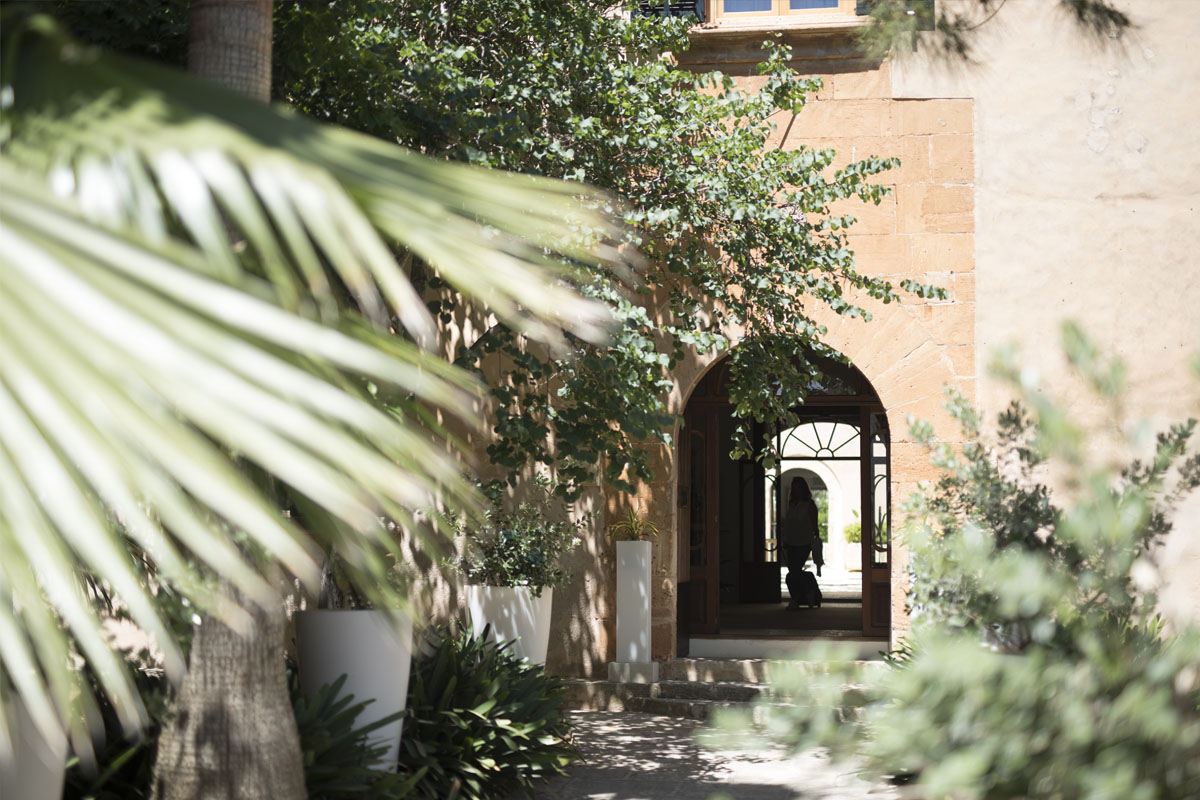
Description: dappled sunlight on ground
xmin=537 ymin=711 xmax=899 ymax=799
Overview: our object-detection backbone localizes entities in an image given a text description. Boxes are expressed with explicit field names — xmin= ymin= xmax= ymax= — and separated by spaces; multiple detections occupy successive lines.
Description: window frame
xmin=709 ymin=0 xmax=857 ymax=22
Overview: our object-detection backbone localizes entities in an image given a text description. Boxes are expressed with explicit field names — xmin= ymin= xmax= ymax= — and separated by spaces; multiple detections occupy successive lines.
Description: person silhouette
xmin=782 ymin=476 xmax=822 ymax=608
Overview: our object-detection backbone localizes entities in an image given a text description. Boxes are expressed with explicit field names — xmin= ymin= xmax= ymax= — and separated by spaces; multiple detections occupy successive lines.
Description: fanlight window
xmin=778 ymin=419 xmax=860 ymax=460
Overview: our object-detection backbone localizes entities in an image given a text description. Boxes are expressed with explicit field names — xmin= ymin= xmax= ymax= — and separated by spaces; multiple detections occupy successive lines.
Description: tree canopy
xmin=58 ymin=0 xmax=1130 ymax=500
xmin=270 ymin=0 xmax=943 ymax=497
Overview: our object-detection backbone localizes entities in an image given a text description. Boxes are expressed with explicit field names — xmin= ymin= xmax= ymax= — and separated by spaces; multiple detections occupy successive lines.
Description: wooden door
xmin=682 ymin=407 xmax=720 ymax=634
xmin=860 ymin=410 xmax=891 ymax=637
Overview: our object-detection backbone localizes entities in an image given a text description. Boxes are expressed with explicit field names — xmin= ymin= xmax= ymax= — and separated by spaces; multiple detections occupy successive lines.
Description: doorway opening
xmin=677 ymin=351 xmax=891 ymax=648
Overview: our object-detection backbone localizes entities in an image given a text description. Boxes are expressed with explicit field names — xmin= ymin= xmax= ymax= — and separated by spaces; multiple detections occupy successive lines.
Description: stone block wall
xmin=447 ymin=40 xmax=983 ymax=676
xmin=591 ymin=52 xmax=979 ymax=663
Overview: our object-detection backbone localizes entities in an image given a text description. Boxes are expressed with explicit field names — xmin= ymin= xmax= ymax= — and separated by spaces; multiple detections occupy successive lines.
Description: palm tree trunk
xmin=151 ymin=589 xmax=306 ymax=800
xmin=152 ymin=3 xmax=305 ymax=797
xmin=188 ymin=0 xmax=273 ymax=102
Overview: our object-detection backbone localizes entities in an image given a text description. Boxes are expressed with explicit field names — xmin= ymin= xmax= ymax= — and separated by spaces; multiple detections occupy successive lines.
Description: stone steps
xmin=627 ymin=695 xmax=775 ymax=723
xmin=663 ymin=657 xmax=886 ymax=683
xmin=650 ymin=679 xmax=765 ymax=702
xmin=661 ymin=657 xmax=774 ymax=684
xmin=560 ymin=657 xmax=883 ymax=721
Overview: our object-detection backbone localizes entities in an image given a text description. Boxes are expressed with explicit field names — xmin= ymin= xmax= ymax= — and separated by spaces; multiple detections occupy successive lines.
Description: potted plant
xmin=455 ymin=487 xmax=584 ymax=665
xmin=295 ymin=552 xmax=413 ymax=771
xmin=608 ymin=508 xmax=659 ymax=682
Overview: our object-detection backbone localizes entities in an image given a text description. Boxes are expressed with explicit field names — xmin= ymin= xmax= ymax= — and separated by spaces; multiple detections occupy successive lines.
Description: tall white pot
xmin=845 ymin=540 xmax=863 ymax=572
xmin=0 ymin=698 xmax=66 ymax=800
xmin=615 ymin=540 xmax=653 ymax=663
xmin=296 ymin=610 xmax=413 ymax=770
xmin=466 ymin=585 xmax=553 ymax=665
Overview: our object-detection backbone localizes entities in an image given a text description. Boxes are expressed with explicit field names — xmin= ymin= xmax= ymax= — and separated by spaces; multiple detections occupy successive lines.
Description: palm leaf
xmin=0 ymin=15 xmax=621 ymax=757
xmin=4 ymin=14 xmax=619 ymax=350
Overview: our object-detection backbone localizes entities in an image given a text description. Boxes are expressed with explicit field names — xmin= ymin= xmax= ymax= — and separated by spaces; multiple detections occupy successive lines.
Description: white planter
xmin=0 ymin=697 xmax=67 ymax=800
xmin=466 ymin=585 xmax=553 ymax=665
xmin=615 ymin=540 xmax=653 ymax=663
xmin=296 ymin=610 xmax=413 ymax=770
xmin=609 ymin=540 xmax=658 ymax=683
xmin=845 ymin=541 xmax=863 ymax=572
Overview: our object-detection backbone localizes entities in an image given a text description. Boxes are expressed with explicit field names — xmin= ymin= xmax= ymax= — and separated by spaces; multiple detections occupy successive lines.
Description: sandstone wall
xmin=616 ymin=40 xmax=980 ymax=661
xmin=892 ymin=0 xmax=1200 ymax=625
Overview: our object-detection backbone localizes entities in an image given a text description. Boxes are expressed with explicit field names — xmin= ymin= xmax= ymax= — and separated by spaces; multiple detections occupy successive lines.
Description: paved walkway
xmin=537 ymin=711 xmax=900 ymax=800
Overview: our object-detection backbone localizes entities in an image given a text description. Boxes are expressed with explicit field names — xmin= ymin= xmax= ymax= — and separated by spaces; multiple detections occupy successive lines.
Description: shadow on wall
xmin=391 ymin=481 xmax=613 ymax=679
xmin=546 ymin=483 xmax=613 ymax=678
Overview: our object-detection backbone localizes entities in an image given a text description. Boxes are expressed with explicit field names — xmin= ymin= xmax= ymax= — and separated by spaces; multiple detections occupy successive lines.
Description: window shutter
xmin=914 ymin=0 xmax=934 ymax=27
xmin=635 ymin=1 xmax=706 ymax=21
xmin=857 ymin=0 xmax=935 ymax=30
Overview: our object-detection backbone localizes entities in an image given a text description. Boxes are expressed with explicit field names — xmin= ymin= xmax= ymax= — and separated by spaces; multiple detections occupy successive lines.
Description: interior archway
xmin=676 ymin=348 xmax=891 ymax=648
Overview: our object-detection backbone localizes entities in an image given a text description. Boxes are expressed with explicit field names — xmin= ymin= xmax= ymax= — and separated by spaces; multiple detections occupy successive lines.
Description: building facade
xmin=539 ymin=0 xmax=1200 ymax=676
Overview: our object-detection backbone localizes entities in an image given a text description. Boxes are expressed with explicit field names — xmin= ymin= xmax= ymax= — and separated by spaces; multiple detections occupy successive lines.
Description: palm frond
xmin=0 ymin=15 xmax=621 ymax=757
xmin=4 ymin=14 xmax=619 ymax=350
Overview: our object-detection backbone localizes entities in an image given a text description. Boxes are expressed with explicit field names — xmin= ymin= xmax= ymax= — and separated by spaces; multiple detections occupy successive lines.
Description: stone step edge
xmin=627 ymin=696 xmax=766 ymax=722
xmin=559 ymin=677 xmax=869 ymax=712
xmin=645 ymin=680 xmax=766 ymax=703
xmin=564 ymin=689 xmax=859 ymax=724
xmin=560 ymin=680 xmax=778 ymax=715
xmin=662 ymin=657 xmax=887 ymax=684
xmin=628 ymin=696 xmax=864 ymax=724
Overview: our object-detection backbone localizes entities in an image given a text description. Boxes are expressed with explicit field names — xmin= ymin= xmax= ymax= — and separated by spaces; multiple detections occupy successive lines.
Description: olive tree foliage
xmin=859 ymin=0 xmax=1133 ymax=62
xmin=710 ymin=326 xmax=1200 ymax=800
xmin=272 ymin=0 xmax=945 ymax=498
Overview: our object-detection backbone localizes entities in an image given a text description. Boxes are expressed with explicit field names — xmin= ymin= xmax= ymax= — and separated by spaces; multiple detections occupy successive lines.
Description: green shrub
xmin=722 ymin=327 xmax=1200 ymax=800
xmin=290 ymin=672 xmax=420 ymax=799
xmin=455 ymin=481 xmax=585 ymax=596
xmin=397 ymin=624 xmax=577 ymax=798
xmin=814 ymin=490 xmax=829 ymax=542
xmin=842 ymin=520 xmax=861 ymax=544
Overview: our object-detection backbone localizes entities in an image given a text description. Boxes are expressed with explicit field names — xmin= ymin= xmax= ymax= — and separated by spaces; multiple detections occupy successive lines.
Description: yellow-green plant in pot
xmin=608 ymin=508 xmax=660 ymax=542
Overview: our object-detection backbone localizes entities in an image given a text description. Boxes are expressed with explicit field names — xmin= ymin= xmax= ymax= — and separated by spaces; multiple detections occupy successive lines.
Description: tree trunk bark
xmin=152 ymin=590 xmax=306 ymax=800
xmin=153 ymin=3 xmax=305 ymax=796
xmin=188 ymin=0 xmax=273 ymax=102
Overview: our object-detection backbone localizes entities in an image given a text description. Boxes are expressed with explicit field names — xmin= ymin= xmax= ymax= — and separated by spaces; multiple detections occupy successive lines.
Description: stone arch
xmin=627 ymin=297 xmax=971 ymax=659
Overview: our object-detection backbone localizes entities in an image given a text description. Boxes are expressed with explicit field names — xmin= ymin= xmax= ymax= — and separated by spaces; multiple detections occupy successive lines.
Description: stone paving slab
xmin=536 ymin=711 xmax=900 ymax=800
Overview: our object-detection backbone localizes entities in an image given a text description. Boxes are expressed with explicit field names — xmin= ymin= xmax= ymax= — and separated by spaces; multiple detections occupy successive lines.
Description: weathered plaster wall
xmin=891 ymin=0 xmax=1200 ymax=625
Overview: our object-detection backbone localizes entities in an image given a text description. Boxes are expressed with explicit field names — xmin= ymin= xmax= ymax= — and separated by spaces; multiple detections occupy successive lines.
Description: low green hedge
xmin=396 ymin=624 xmax=578 ymax=798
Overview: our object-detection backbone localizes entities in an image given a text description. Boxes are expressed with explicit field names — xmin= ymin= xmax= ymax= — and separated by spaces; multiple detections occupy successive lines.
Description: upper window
xmin=715 ymin=0 xmax=855 ymax=19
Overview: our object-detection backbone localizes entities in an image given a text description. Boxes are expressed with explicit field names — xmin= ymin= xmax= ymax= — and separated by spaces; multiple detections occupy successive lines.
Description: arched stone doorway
xmin=676 ymin=350 xmax=890 ymax=650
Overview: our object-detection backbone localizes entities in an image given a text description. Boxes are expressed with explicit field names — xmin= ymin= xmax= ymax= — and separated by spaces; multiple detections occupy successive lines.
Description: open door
xmin=677 ymin=351 xmax=890 ymax=642
xmin=861 ymin=411 xmax=891 ymax=637
xmin=681 ymin=407 xmax=719 ymax=634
